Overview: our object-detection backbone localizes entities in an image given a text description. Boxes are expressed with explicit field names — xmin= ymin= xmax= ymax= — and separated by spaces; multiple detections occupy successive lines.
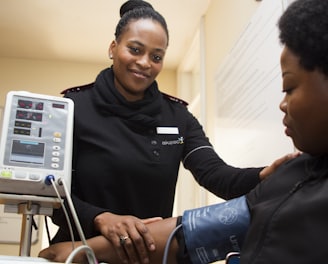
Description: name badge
xmin=156 ymin=127 xmax=179 ymax=134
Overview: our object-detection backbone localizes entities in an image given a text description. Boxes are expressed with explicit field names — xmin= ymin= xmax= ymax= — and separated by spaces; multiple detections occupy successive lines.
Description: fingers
xmin=136 ymin=220 xmax=156 ymax=251
xmin=259 ymin=151 xmax=301 ymax=180
xmin=105 ymin=226 xmax=130 ymax=263
xmin=128 ymin=221 xmax=156 ymax=263
xmin=100 ymin=214 xmax=155 ymax=264
xmin=141 ymin=217 xmax=163 ymax=225
xmin=119 ymin=220 xmax=154 ymax=263
xmin=110 ymin=227 xmax=149 ymax=264
xmin=120 ymin=230 xmax=149 ymax=264
xmin=113 ymin=233 xmax=131 ymax=264
xmin=272 ymin=152 xmax=299 ymax=166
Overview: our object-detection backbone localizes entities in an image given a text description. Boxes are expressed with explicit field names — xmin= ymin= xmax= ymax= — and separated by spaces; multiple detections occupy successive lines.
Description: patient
xmin=39 ymin=0 xmax=328 ymax=263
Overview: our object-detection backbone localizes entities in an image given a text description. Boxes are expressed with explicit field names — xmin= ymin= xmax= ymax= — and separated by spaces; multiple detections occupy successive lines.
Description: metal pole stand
xmin=17 ymin=202 xmax=40 ymax=256
xmin=0 ymin=193 xmax=61 ymax=257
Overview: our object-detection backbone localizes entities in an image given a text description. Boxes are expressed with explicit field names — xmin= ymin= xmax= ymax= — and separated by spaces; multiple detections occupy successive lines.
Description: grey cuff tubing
xmin=182 ymin=196 xmax=250 ymax=264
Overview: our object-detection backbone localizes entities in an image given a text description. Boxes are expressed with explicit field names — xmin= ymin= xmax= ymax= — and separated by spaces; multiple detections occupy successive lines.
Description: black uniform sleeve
xmin=51 ymin=194 xmax=108 ymax=243
xmin=182 ymin=112 xmax=262 ymax=200
xmin=184 ymin=147 xmax=262 ymax=199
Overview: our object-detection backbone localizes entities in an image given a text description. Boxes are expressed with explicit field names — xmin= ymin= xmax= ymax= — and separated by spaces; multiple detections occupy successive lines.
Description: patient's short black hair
xmin=278 ymin=0 xmax=328 ymax=76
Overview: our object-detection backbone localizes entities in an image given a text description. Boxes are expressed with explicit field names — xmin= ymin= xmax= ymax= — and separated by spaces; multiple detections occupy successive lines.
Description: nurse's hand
xmin=94 ymin=212 xmax=162 ymax=264
xmin=259 ymin=151 xmax=301 ymax=180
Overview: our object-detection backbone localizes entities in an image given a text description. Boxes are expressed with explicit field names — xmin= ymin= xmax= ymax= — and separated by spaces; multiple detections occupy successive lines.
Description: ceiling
xmin=0 ymin=0 xmax=211 ymax=69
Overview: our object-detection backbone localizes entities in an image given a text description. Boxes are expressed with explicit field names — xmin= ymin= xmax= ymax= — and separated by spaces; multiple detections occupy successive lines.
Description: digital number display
xmin=16 ymin=110 xmax=43 ymax=122
xmin=52 ymin=103 xmax=65 ymax=109
xmin=18 ymin=100 xmax=44 ymax=110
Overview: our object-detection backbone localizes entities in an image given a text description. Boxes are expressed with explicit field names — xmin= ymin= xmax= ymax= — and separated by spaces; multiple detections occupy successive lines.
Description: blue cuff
xmin=182 ymin=196 xmax=250 ymax=264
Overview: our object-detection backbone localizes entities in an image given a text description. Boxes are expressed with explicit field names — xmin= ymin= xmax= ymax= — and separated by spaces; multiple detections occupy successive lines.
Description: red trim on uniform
xmin=61 ymin=82 xmax=95 ymax=94
xmin=162 ymin=92 xmax=188 ymax=106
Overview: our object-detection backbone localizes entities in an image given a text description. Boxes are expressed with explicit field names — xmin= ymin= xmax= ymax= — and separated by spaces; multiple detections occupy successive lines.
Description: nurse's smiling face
xmin=279 ymin=46 xmax=328 ymax=155
xmin=109 ymin=18 xmax=168 ymax=102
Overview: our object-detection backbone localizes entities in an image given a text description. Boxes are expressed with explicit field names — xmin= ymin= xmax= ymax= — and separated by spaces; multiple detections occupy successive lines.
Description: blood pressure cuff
xmin=181 ymin=196 xmax=250 ymax=263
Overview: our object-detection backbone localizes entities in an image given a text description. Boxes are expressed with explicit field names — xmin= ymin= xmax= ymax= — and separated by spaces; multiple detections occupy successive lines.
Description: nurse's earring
xmin=109 ymin=54 xmax=113 ymax=59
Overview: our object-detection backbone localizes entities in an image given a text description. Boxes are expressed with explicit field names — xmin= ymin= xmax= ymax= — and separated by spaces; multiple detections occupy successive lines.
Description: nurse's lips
xmin=130 ymin=69 xmax=150 ymax=79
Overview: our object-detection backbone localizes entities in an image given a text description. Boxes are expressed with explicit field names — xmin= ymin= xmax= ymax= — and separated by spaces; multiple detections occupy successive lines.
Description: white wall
xmin=174 ymin=0 xmax=262 ymax=213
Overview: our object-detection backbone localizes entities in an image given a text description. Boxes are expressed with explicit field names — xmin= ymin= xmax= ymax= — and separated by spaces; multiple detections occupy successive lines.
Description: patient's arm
xmin=39 ymin=217 xmax=179 ymax=264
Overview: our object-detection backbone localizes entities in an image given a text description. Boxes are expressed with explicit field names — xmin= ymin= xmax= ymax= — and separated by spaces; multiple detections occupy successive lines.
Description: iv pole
xmin=0 ymin=193 xmax=61 ymax=256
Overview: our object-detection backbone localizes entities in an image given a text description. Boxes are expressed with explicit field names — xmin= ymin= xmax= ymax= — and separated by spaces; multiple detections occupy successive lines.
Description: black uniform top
xmin=242 ymin=153 xmax=328 ymax=263
xmin=51 ymin=67 xmax=261 ymax=242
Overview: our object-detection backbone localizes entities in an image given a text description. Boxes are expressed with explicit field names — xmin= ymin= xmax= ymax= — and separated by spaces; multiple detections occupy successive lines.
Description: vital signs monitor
xmin=0 ymin=91 xmax=74 ymax=197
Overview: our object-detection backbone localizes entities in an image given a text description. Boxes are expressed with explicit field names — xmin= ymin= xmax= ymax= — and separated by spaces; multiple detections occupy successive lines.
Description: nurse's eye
xmin=129 ymin=46 xmax=140 ymax=54
xmin=152 ymin=54 xmax=163 ymax=63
